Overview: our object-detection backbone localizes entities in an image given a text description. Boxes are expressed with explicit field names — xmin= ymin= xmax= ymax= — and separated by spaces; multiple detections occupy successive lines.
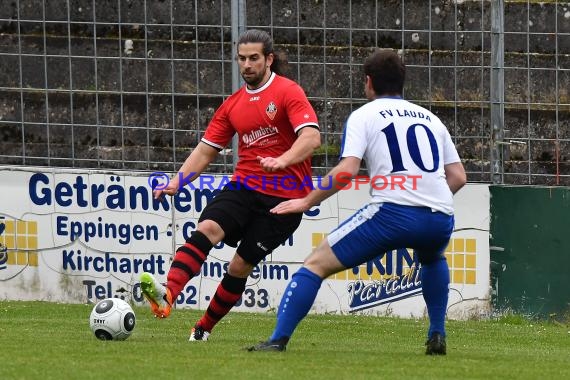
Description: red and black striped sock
xmin=167 ymin=231 xmax=213 ymax=300
xmin=197 ymin=273 xmax=247 ymax=332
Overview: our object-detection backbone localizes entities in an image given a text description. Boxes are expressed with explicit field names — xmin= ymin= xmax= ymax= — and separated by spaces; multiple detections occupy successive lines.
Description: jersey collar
xmin=245 ymin=72 xmax=276 ymax=94
xmin=376 ymin=95 xmax=403 ymax=100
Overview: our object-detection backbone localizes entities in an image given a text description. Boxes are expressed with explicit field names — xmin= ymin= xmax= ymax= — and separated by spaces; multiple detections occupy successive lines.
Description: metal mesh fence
xmin=0 ymin=0 xmax=568 ymax=184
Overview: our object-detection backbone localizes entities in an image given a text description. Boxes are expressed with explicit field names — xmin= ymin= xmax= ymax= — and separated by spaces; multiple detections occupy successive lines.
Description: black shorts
xmin=198 ymin=182 xmax=303 ymax=266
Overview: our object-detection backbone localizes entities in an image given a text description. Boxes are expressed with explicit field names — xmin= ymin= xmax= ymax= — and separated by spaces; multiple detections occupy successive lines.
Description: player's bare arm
xmin=271 ymin=156 xmax=361 ymax=214
xmin=153 ymin=142 xmax=219 ymax=199
xmin=444 ymin=161 xmax=467 ymax=194
xmin=257 ymin=127 xmax=321 ymax=172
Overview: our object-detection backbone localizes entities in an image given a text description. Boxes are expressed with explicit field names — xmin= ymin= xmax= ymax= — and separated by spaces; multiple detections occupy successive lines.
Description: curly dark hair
xmin=237 ymin=29 xmax=289 ymax=77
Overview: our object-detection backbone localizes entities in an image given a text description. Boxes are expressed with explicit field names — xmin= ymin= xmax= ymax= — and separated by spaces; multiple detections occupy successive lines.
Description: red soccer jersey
xmin=202 ymin=73 xmax=319 ymax=198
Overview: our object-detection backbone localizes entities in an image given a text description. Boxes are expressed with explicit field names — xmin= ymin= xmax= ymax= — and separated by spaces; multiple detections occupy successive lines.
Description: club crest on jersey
xmin=266 ymin=101 xmax=277 ymax=120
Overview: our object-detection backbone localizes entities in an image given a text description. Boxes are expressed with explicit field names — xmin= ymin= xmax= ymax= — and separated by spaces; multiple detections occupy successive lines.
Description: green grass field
xmin=1 ymin=301 xmax=568 ymax=380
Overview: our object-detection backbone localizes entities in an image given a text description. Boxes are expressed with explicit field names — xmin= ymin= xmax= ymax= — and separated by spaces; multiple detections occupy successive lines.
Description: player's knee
xmin=196 ymin=220 xmax=224 ymax=243
xmin=227 ymin=254 xmax=254 ymax=277
xmin=303 ymin=247 xmax=343 ymax=278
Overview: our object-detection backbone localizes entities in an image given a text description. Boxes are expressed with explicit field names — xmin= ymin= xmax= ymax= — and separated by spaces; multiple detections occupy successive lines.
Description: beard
xmin=241 ymin=67 xmax=268 ymax=88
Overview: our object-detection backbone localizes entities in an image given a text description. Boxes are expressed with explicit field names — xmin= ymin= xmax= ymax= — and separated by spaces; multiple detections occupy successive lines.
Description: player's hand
xmin=257 ymin=156 xmax=286 ymax=172
xmin=153 ymin=178 xmax=179 ymax=200
xmin=270 ymin=198 xmax=311 ymax=214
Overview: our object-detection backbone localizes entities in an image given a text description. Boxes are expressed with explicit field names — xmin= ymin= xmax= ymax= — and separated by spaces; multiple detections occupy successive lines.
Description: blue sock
xmin=270 ymin=267 xmax=322 ymax=341
xmin=420 ymin=257 xmax=450 ymax=338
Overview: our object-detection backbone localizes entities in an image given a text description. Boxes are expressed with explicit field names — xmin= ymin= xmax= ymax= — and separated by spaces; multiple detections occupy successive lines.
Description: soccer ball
xmin=89 ymin=298 xmax=136 ymax=340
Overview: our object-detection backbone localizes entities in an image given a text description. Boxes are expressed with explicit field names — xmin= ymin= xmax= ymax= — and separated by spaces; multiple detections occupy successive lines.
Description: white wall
xmin=0 ymin=167 xmax=490 ymax=319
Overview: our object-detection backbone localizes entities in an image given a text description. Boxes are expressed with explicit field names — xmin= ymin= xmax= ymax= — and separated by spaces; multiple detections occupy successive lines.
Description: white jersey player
xmin=249 ymin=49 xmax=466 ymax=355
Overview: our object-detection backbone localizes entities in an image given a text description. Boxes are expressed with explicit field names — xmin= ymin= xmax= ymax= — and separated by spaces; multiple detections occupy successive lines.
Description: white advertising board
xmin=0 ymin=166 xmax=490 ymax=319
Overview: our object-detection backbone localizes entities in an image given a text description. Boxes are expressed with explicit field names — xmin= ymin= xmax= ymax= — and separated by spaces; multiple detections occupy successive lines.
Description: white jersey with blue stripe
xmin=340 ymin=96 xmax=460 ymax=215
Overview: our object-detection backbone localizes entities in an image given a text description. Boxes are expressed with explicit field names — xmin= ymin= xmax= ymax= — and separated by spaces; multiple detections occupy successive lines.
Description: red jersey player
xmin=140 ymin=29 xmax=321 ymax=342
xmin=203 ymin=73 xmax=317 ymax=198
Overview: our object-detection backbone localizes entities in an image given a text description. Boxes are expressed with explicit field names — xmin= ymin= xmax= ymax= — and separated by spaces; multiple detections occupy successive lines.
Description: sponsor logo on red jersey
xmin=242 ymin=125 xmax=279 ymax=147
